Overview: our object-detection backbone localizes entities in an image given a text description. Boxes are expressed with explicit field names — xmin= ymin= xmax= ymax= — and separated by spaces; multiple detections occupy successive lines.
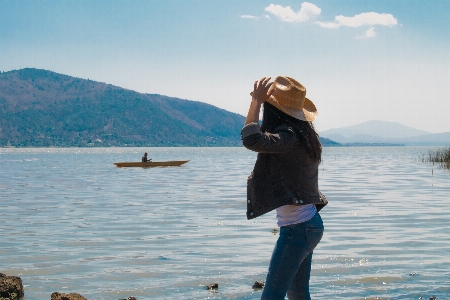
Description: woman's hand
xmin=252 ymin=77 xmax=274 ymax=104
xmin=245 ymin=77 xmax=273 ymax=125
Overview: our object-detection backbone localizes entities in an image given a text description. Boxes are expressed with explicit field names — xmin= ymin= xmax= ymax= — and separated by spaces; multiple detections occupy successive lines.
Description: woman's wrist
xmin=245 ymin=76 xmax=272 ymax=125
xmin=251 ymin=98 xmax=262 ymax=106
xmin=245 ymin=99 xmax=262 ymax=125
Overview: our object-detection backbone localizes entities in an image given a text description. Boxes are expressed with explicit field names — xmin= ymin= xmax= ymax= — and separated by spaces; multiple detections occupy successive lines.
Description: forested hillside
xmin=0 ymin=68 xmax=338 ymax=147
xmin=0 ymin=68 xmax=246 ymax=146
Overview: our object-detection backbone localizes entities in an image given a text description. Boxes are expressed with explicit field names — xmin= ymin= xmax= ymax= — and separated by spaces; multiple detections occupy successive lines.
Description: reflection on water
xmin=0 ymin=147 xmax=449 ymax=299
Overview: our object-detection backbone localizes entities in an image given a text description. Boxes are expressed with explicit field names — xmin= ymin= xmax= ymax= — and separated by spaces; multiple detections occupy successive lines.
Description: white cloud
xmin=356 ymin=27 xmax=376 ymax=39
xmin=317 ymin=12 xmax=397 ymax=28
xmin=265 ymin=2 xmax=321 ymax=22
xmin=241 ymin=14 xmax=271 ymax=20
xmin=315 ymin=21 xmax=340 ymax=29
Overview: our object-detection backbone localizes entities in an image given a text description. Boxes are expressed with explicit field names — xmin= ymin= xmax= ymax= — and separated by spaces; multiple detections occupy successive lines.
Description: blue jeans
xmin=261 ymin=212 xmax=324 ymax=300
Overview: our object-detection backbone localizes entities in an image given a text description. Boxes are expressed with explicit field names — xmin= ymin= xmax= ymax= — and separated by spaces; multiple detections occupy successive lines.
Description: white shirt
xmin=276 ymin=204 xmax=317 ymax=227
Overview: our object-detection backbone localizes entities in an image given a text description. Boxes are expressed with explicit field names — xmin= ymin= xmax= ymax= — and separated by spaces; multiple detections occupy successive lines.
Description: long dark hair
xmin=261 ymin=102 xmax=322 ymax=162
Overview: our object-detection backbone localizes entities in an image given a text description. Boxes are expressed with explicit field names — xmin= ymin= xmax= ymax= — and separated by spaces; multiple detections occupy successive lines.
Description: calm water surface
xmin=0 ymin=147 xmax=449 ymax=300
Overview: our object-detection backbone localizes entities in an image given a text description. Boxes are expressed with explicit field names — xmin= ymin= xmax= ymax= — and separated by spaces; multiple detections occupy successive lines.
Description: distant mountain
xmin=319 ymin=137 xmax=341 ymax=146
xmin=0 ymin=68 xmax=246 ymax=147
xmin=320 ymin=120 xmax=450 ymax=146
xmin=0 ymin=68 xmax=338 ymax=147
xmin=397 ymin=132 xmax=450 ymax=146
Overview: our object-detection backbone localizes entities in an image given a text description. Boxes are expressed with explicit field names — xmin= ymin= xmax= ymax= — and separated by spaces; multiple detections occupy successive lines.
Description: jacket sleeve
xmin=241 ymin=122 xmax=297 ymax=153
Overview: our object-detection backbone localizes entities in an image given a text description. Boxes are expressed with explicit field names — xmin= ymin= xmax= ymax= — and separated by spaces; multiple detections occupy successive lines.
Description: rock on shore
xmin=51 ymin=292 xmax=87 ymax=300
xmin=0 ymin=273 xmax=24 ymax=300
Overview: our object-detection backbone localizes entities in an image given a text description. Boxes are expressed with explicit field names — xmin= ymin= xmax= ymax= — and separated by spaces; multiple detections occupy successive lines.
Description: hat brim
xmin=266 ymin=95 xmax=318 ymax=122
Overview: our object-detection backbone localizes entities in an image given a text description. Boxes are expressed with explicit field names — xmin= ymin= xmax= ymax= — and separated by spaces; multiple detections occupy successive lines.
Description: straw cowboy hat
xmin=256 ymin=76 xmax=318 ymax=122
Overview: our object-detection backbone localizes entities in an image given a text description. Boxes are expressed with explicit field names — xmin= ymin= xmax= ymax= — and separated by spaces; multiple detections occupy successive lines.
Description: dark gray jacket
xmin=241 ymin=122 xmax=327 ymax=220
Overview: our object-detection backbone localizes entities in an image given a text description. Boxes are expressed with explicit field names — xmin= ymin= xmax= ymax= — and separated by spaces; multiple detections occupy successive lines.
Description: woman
xmin=241 ymin=76 xmax=328 ymax=300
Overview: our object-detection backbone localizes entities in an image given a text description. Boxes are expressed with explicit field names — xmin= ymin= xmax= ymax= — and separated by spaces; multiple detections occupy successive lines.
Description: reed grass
xmin=427 ymin=147 xmax=450 ymax=169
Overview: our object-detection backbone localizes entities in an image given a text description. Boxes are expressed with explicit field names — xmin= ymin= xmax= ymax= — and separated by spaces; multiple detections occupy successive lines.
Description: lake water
xmin=0 ymin=147 xmax=449 ymax=300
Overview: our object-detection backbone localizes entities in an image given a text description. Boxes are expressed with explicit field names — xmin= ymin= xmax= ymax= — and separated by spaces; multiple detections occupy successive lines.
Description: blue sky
xmin=1 ymin=0 xmax=449 ymax=133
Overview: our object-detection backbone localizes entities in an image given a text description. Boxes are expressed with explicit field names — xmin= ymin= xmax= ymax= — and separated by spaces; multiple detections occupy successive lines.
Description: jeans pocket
xmin=280 ymin=226 xmax=293 ymax=240
xmin=305 ymin=228 xmax=324 ymax=251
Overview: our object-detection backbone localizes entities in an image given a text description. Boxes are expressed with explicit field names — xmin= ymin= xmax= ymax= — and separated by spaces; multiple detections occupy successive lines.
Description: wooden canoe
xmin=114 ymin=160 xmax=189 ymax=168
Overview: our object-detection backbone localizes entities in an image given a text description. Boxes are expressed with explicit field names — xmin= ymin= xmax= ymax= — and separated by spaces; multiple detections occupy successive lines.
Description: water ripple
xmin=0 ymin=146 xmax=449 ymax=299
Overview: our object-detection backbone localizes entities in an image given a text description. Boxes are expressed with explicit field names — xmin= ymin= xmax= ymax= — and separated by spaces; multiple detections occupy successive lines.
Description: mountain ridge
xmin=0 ymin=68 xmax=245 ymax=147
xmin=320 ymin=120 xmax=449 ymax=146
xmin=0 ymin=68 xmax=338 ymax=147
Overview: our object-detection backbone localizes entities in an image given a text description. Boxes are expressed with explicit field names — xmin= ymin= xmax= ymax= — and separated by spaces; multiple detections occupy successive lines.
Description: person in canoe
xmin=142 ymin=152 xmax=152 ymax=162
xmin=241 ymin=76 xmax=328 ymax=300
